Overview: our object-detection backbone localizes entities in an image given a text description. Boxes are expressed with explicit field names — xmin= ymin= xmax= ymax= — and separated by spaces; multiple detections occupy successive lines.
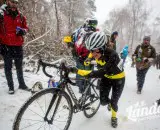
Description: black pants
xmin=136 ymin=68 xmax=149 ymax=91
xmin=99 ymin=77 xmax=125 ymax=112
xmin=1 ymin=45 xmax=26 ymax=89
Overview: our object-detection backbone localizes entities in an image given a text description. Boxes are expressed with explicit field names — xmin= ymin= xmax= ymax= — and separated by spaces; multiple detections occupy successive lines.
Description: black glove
xmin=16 ymin=27 xmax=26 ymax=36
xmin=69 ymin=67 xmax=78 ymax=73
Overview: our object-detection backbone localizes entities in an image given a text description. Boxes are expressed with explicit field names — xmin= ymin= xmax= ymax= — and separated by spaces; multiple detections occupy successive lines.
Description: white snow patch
xmin=0 ymin=63 xmax=160 ymax=130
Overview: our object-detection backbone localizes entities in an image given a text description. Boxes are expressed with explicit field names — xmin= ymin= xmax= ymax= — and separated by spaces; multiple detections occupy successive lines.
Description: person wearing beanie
xmin=132 ymin=36 xmax=156 ymax=94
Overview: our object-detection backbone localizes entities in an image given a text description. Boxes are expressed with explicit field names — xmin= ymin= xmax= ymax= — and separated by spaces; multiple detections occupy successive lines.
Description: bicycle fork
xmin=44 ymin=91 xmax=62 ymax=124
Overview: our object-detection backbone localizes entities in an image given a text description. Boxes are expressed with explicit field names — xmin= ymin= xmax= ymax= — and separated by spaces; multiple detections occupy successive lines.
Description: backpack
xmin=74 ymin=28 xmax=90 ymax=59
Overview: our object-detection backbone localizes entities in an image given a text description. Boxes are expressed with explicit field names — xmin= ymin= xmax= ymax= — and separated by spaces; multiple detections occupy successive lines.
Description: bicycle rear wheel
xmin=83 ymin=79 xmax=100 ymax=118
xmin=13 ymin=88 xmax=73 ymax=130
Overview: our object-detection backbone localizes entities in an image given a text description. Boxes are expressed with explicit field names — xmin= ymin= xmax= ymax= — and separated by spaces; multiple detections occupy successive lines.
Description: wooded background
xmin=0 ymin=0 xmax=159 ymax=61
xmin=102 ymin=0 xmax=160 ymax=53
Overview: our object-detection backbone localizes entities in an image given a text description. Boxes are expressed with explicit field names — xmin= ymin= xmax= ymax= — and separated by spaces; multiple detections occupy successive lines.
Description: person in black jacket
xmin=71 ymin=31 xmax=125 ymax=128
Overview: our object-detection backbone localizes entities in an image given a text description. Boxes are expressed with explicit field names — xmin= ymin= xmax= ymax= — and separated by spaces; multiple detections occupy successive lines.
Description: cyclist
xmin=64 ymin=18 xmax=98 ymax=93
xmin=71 ymin=31 xmax=125 ymax=128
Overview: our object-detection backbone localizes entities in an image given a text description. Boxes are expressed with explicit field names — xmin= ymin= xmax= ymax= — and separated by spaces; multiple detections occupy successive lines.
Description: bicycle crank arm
xmin=83 ymin=98 xmax=99 ymax=109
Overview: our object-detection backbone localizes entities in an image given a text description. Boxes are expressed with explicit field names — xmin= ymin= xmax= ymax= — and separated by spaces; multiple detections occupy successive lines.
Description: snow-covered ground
xmin=0 ymin=60 xmax=160 ymax=130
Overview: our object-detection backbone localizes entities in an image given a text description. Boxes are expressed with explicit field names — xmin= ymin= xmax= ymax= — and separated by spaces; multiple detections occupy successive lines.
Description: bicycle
xmin=13 ymin=59 xmax=100 ymax=130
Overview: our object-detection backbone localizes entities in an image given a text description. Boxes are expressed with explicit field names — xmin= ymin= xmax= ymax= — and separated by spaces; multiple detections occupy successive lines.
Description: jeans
xmin=136 ymin=67 xmax=149 ymax=91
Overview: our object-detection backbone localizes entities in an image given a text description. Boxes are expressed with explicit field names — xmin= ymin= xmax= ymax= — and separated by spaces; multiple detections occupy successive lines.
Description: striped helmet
xmin=85 ymin=31 xmax=106 ymax=51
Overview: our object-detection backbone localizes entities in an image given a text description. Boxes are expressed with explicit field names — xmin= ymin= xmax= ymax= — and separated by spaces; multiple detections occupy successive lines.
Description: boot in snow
xmin=8 ymin=87 xmax=14 ymax=94
xmin=111 ymin=117 xmax=118 ymax=128
xmin=156 ymin=99 xmax=160 ymax=106
xmin=137 ymin=89 xmax=141 ymax=94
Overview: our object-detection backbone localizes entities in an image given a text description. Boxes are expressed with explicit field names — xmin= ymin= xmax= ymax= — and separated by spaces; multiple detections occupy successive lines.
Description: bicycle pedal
xmin=90 ymin=94 xmax=95 ymax=98
xmin=85 ymin=107 xmax=91 ymax=110
xmin=85 ymin=107 xmax=96 ymax=112
xmin=89 ymin=94 xmax=95 ymax=101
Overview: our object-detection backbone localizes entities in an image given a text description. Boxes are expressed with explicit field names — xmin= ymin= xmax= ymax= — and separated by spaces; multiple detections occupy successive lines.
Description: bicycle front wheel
xmin=13 ymin=88 xmax=73 ymax=130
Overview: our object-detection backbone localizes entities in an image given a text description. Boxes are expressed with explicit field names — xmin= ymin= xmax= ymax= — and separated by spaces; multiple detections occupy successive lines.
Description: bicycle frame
xmin=44 ymin=78 xmax=98 ymax=122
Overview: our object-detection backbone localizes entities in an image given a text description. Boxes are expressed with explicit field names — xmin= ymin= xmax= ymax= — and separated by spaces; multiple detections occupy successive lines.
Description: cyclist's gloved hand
xmin=69 ymin=67 xmax=78 ymax=73
xmin=77 ymin=70 xmax=92 ymax=76
xmin=16 ymin=26 xmax=26 ymax=36
xmin=63 ymin=36 xmax=72 ymax=43
xmin=84 ymin=58 xmax=91 ymax=66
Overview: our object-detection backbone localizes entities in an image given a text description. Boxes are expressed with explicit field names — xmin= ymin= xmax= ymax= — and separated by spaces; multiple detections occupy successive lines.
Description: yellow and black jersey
xmin=78 ymin=48 xmax=125 ymax=79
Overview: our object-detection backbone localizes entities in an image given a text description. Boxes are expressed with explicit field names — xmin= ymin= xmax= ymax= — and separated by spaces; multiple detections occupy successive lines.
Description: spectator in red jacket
xmin=0 ymin=0 xmax=29 ymax=94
